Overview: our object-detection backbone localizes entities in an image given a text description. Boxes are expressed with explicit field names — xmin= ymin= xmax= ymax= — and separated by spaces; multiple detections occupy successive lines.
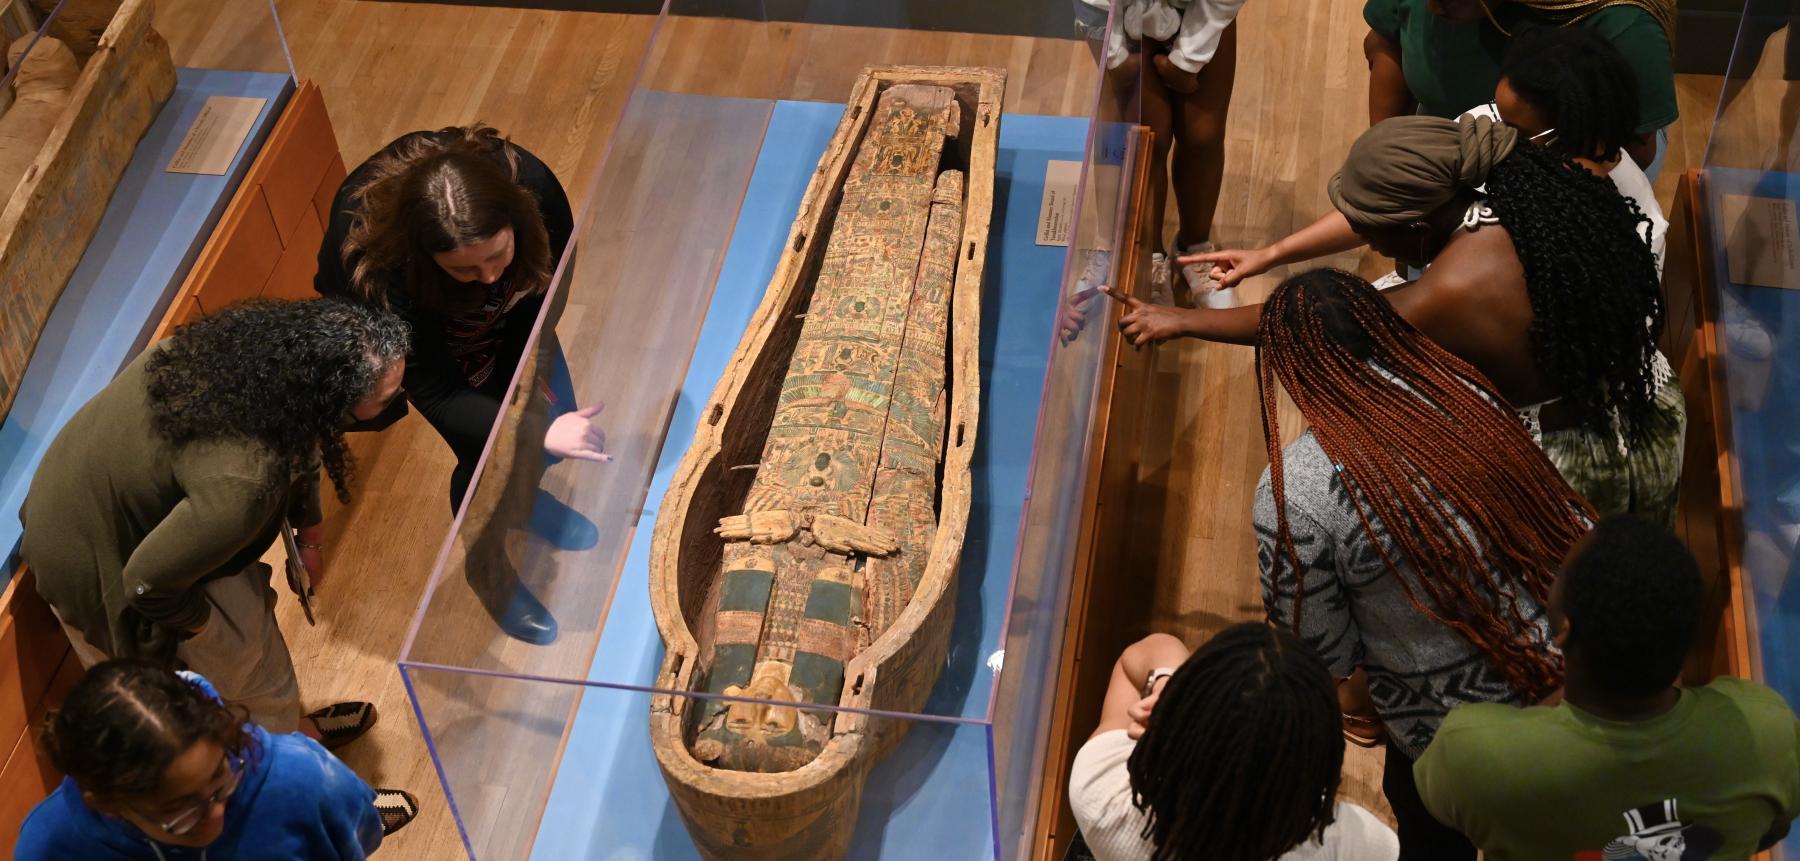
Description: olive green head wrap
xmin=1327 ymin=115 xmax=1520 ymax=232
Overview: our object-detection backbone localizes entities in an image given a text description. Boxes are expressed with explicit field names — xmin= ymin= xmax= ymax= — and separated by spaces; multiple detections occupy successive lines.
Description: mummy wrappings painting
xmin=648 ymin=66 xmax=1003 ymax=860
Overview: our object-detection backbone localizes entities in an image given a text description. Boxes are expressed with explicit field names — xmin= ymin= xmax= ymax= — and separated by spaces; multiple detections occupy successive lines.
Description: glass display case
xmin=397 ymin=2 xmax=1148 ymax=858
xmin=0 ymin=0 xmax=293 ymax=572
xmin=1685 ymin=5 xmax=1800 ymax=858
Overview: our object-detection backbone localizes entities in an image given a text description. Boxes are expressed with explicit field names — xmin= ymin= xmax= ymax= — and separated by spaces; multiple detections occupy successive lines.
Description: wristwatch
xmin=1142 ymin=667 xmax=1176 ymax=697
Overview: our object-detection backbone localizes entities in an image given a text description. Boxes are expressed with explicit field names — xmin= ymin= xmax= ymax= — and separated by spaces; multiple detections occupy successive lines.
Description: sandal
xmin=1342 ymin=711 xmax=1385 ymax=749
xmin=372 ymin=788 xmax=420 ymax=836
xmin=1336 ymin=671 xmax=1385 ymax=749
xmin=306 ymin=701 xmax=378 ymax=751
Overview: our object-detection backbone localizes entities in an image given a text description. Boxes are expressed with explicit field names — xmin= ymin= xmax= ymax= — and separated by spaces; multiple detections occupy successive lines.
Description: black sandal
xmin=373 ymin=788 xmax=420 ymax=836
xmin=306 ymin=701 xmax=378 ymax=750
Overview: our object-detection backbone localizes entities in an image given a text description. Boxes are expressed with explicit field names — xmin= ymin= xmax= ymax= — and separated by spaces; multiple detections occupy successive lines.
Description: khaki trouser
xmin=55 ymin=563 xmax=302 ymax=733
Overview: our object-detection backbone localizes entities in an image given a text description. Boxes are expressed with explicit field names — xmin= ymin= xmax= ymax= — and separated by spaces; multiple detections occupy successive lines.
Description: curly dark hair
xmin=1500 ymin=24 xmax=1641 ymax=163
xmin=1127 ymin=623 xmax=1343 ymax=861
xmin=40 ymin=659 xmax=258 ymax=802
xmin=1484 ymin=143 xmax=1666 ymax=442
xmin=1561 ymin=514 xmax=1701 ymax=699
xmin=145 ymin=299 xmax=409 ymax=502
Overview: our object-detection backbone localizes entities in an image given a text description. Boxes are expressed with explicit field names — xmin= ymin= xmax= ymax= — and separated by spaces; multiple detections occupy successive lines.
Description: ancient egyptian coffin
xmin=0 ymin=0 xmax=174 ymax=421
xmin=648 ymin=66 xmax=1002 ymax=860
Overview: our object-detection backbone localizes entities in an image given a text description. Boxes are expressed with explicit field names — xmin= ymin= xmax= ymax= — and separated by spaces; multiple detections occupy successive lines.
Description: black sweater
xmin=313 ymin=130 xmax=574 ymax=435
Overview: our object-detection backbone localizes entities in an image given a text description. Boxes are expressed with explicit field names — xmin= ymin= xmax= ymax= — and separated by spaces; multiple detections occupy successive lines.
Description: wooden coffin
xmin=647 ymin=65 xmax=1003 ymax=860
xmin=0 ymin=0 xmax=175 ymax=421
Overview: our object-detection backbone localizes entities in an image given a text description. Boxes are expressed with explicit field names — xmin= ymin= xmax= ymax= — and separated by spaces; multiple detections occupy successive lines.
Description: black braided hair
xmin=1500 ymin=23 xmax=1641 ymax=163
xmin=1483 ymin=144 xmax=1665 ymax=442
xmin=1125 ymin=623 xmax=1342 ymax=861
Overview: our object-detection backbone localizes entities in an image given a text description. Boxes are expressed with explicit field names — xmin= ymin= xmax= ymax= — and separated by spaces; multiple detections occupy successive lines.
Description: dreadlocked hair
xmin=1126 ymin=623 xmax=1342 ymax=861
xmin=1484 ymin=142 xmax=1666 ymax=443
xmin=145 ymin=299 xmax=409 ymax=503
xmin=1258 ymin=269 xmax=1595 ymax=703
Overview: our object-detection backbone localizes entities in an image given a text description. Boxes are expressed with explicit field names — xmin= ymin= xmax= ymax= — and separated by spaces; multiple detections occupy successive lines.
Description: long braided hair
xmin=1126 ymin=623 xmax=1342 ymax=861
xmin=1485 ymin=142 xmax=1666 ymax=442
xmin=1259 ymin=269 xmax=1594 ymax=701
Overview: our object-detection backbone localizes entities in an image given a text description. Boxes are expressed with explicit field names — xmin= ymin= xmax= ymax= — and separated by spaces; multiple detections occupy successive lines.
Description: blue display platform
xmin=1705 ymin=166 xmax=1800 ymax=857
xmin=0 ymin=69 xmax=293 ymax=576
xmin=519 ymin=102 xmax=1087 ymax=860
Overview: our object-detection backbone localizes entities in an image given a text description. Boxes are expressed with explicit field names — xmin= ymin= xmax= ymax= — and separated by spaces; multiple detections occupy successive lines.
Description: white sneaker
xmin=1149 ymin=252 xmax=1173 ymax=306
xmin=1177 ymin=240 xmax=1220 ymax=306
xmin=1370 ymin=271 xmax=1408 ymax=291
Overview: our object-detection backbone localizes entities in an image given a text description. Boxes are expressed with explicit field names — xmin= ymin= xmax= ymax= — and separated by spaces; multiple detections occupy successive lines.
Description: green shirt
xmin=1414 ymin=677 xmax=1800 ymax=859
xmin=20 ymin=346 xmax=322 ymax=662
xmin=1363 ymin=0 xmax=1678 ymax=134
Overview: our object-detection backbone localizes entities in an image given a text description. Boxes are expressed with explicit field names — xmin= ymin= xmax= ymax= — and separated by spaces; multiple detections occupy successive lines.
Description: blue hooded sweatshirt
xmin=14 ymin=676 xmax=383 ymax=860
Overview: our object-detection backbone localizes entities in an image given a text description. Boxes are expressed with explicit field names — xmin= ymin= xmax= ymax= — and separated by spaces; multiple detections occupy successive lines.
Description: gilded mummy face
xmin=722 ymin=663 xmax=802 ymax=743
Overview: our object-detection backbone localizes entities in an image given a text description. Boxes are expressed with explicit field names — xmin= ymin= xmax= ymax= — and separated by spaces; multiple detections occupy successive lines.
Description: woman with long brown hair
xmin=1253 ymin=268 xmax=1594 ymax=860
xmin=316 ymin=126 xmax=607 ymax=643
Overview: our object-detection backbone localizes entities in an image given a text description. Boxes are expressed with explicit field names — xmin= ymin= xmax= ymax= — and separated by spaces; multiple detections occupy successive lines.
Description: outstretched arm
xmin=1182 ymin=210 xmax=1365 ymax=290
xmin=1111 ymin=288 xmax=1262 ymax=346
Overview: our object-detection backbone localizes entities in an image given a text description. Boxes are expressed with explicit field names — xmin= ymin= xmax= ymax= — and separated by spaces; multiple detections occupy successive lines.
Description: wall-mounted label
xmin=1721 ymin=193 xmax=1800 ymax=290
xmin=167 ymin=96 xmax=267 ymax=175
xmin=1036 ymin=159 xmax=1083 ymax=247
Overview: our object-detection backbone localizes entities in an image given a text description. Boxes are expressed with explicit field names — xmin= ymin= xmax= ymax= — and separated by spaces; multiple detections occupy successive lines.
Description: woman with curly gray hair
xmin=20 ymin=299 xmax=407 ymax=744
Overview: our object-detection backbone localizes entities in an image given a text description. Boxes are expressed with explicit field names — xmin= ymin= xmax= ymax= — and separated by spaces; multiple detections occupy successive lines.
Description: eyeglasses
xmin=136 ymin=754 xmax=244 ymax=836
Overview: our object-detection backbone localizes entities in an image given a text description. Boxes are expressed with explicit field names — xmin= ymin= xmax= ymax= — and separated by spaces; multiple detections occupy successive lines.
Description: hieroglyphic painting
xmin=691 ymin=83 xmax=965 ymax=774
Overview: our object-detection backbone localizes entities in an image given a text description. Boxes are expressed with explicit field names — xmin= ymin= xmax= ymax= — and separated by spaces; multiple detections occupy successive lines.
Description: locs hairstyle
xmin=1126 ymin=623 xmax=1343 ymax=861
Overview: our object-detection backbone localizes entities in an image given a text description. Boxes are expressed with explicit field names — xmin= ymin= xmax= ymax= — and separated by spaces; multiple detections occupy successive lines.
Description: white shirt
xmin=1079 ymin=0 xmax=1249 ymax=73
xmin=1460 ymin=103 xmax=1668 ymax=276
xmin=1068 ymin=730 xmax=1401 ymax=861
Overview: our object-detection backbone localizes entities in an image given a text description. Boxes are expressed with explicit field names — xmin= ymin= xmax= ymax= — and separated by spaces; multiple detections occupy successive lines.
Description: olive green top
xmin=20 ymin=345 xmax=321 ymax=661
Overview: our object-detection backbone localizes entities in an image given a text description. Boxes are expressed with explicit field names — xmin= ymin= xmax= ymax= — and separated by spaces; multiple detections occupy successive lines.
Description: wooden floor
xmin=149 ymin=1 xmax=1738 ymax=858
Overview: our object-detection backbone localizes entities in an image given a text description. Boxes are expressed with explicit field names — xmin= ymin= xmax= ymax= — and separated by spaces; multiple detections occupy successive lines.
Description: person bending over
xmin=22 ymin=300 xmax=405 ymax=741
xmin=1069 ymin=623 xmax=1398 ymax=861
xmin=1117 ymin=114 xmax=1683 ymax=524
xmin=1254 ymin=269 xmax=1596 ymax=859
xmin=315 ymin=125 xmax=603 ymax=524
xmin=1416 ymin=515 xmax=1800 ymax=858
xmin=1204 ymin=22 xmax=1668 ymax=288
xmin=316 ymin=125 xmax=610 ymax=642
xmin=1362 ymin=0 xmax=1674 ymax=171
xmin=16 ymin=660 xmax=417 ymax=860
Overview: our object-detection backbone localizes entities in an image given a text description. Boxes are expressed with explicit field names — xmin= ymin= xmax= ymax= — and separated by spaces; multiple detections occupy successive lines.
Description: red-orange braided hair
xmin=1258 ymin=268 xmax=1595 ymax=700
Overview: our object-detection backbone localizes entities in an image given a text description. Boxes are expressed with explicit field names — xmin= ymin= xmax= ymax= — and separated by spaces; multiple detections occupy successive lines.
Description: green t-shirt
xmin=1363 ymin=0 xmax=1678 ymax=134
xmin=1414 ymin=677 xmax=1800 ymax=859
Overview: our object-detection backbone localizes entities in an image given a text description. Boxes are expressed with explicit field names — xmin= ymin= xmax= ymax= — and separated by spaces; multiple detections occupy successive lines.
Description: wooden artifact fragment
xmin=29 ymin=0 xmax=123 ymax=58
xmin=649 ymin=65 xmax=1004 ymax=860
xmin=0 ymin=0 xmax=174 ymax=421
xmin=0 ymin=35 xmax=79 ymax=202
